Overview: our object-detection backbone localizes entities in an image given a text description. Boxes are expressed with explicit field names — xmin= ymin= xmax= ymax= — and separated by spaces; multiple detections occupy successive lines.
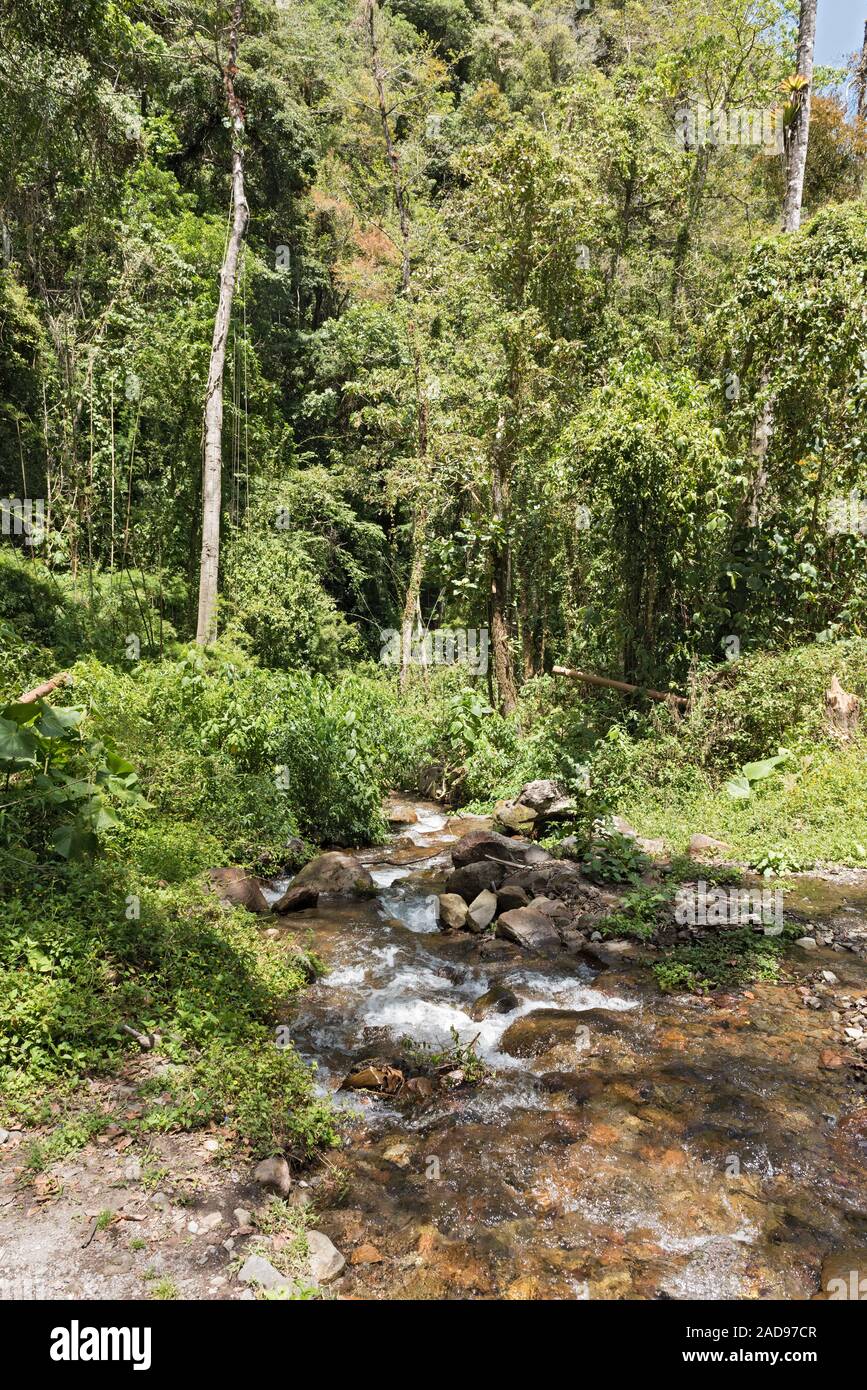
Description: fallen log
xmin=552 ymin=665 xmax=688 ymax=707
xmin=18 ymin=672 xmax=71 ymax=704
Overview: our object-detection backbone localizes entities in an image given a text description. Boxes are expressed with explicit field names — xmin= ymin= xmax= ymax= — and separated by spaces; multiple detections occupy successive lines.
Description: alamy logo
xmin=1 ymin=497 xmax=46 ymax=546
xmin=826 ymin=1270 xmax=867 ymax=1300
xmin=675 ymin=104 xmax=783 ymax=153
xmin=674 ymin=880 xmax=783 ymax=932
xmin=50 ymin=1321 xmax=152 ymax=1371
xmin=379 ymin=627 xmax=489 ymax=675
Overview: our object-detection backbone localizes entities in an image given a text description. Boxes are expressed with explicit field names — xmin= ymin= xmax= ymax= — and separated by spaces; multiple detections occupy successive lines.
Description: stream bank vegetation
xmin=2 ymin=0 xmax=867 ymax=1189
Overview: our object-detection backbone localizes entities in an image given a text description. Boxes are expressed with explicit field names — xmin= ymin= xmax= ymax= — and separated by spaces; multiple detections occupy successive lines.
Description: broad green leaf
xmin=0 ymin=717 xmax=39 ymax=765
xmin=725 ymin=774 xmax=752 ymax=799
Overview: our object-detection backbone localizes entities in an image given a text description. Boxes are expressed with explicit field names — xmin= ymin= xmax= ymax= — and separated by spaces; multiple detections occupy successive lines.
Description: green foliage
xmin=579 ymin=830 xmax=652 ymax=886
xmin=653 ymin=928 xmax=786 ymax=995
xmin=599 ymin=885 xmax=674 ymax=941
xmin=400 ymin=1026 xmax=489 ymax=1085
xmin=142 ymin=1039 xmax=337 ymax=1158
xmin=0 ymin=692 xmax=147 ymax=860
xmin=724 ymin=748 xmax=792 ymax=800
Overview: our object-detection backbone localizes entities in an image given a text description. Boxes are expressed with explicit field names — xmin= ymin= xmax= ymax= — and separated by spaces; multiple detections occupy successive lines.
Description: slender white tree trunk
xmin=747 ymin=0 xmax=817 ymax=530
xmin=782 ymin=0 xmax=818 ymax=233
xmin=196 ymin=2 xmax=249 ymax=646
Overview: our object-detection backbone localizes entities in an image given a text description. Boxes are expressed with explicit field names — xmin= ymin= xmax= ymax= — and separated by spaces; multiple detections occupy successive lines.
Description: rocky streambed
xmin=260 ymin=799 xmax=867 ymax=1301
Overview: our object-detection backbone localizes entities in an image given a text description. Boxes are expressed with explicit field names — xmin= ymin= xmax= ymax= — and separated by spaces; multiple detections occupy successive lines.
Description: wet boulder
xmin=445 ymin=860 xmax=505 ymax=903
xmin=501 ymin=1007 xmax=632 ymax=1057
xmin=451 ymin=829 xmax=532 ymax=870
xmin=209 ymin=867 xmax=269 ymax=915
xmin=495 ymin=907 xmax=560 ymax=953
xmin=470 ymin=983 xmax=521 ymax=1020
xmin=292 ymin=851 xmax=375 ymax=897
xmin=537 ymin=1071 xmax=606 ymax=1103
xmin=438 ymin=893 xmax=469 ymax=931
xmin=273 ymin=884 xmax=319 ymax=914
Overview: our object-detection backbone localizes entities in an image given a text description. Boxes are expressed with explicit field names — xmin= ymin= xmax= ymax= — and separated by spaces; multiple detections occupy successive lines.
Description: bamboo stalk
xmin=551 ymin=665 xmax=688 ymax=706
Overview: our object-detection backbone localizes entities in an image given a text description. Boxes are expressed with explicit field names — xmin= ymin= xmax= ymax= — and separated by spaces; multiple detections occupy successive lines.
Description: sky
xmin=815 ymin=0 xmax=865 ymax=69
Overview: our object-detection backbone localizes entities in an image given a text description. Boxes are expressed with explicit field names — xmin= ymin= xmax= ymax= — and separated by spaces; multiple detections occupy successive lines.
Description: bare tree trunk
xmin=857 ymin=21 xmax=867 ymax=121
xmin=747 ymin=0 xmax=816 ymax=528
xmin=670 ymin=146 xmax=710 ymax=311
xmin=196 ymin=1 xmax=249 ymax=646
xmin=782 ymin=0 xmax=818 ymax=233
xmin=490 ymin=412 xmax=517 ymax=715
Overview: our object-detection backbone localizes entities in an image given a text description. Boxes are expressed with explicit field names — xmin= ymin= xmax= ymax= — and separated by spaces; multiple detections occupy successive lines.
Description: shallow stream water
xmin=264 ymin=803 xmax=867 ymax=1300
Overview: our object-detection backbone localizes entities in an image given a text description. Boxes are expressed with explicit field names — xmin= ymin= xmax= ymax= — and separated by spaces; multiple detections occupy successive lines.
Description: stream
xmin=264 ymin=802 xmax=867 ymax=1300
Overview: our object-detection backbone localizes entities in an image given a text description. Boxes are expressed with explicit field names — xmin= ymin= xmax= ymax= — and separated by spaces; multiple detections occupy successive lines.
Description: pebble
xmin=0 ymin=1130 xmax=10 ymax=1144
xmin=821 ymin=971 xmax=839 ymax=984
xmin=382 ymin=1141 xmax=411 ymax=1167
xmin=233 ymin=1207 xmax=252 ymax=1227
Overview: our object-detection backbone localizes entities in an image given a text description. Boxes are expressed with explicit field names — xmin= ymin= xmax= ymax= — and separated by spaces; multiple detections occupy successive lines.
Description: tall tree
xmin=746 ymin=0 xmax=817 ymax=529
xmin=781 ymin=0 xmax=818 ymax=233
xmin=362 ymin=0 xmax=432 ymax=691
xmin=196 ymin=0 xmax=249 ymax=645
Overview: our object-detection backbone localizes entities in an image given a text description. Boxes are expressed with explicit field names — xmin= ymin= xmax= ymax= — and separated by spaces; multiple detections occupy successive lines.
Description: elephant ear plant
xmin=0 ymin=699 xmax=147 ymax=859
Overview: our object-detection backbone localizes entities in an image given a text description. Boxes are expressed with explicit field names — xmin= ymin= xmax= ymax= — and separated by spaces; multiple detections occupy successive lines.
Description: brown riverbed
xmin=264 ymin=801 xmax=867 ymax=1300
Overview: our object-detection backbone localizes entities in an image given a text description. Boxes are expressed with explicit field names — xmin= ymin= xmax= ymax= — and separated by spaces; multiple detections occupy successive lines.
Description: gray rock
xmin=292 ymin=851 xmax=375 ymax=897
xmin=795 ymin=936 xmax=818 ymax=951
xmin=497 ymin=883 xmax=529 ymax=912
xmin=495 ymin=907 xmax=560 ymax=952
xmin=688 ymin=833 xmax=730 ymax=859
xmin=307 ymin=1229 xmax=345 ymax=1285
xmin=444 ymin=861 xmax=505 ymax=903
xmin=821 ymin=971 xmax=839 ymax=985
xmin=123 ymin=1158 xmax=142 ymax=1181
xmin=518 ymin=780 xmax=566 ymax=812
xmin=437 ymin=893 xmax=468 ymax=930
xmin=0 ymin=1129 xmax=9 ymax=1144
xmin=253 ymin=1156 xmax=292 ymax=1197
xmin=233 ymin=1207 xmax=253 ymax=1228
xmin=238 ymin=1254 xmax=291 ymax=1291
xmin=466 ymin=889 xmax=498 ymax=932
xmin=528 ymin=894 xmax=570 ymax=920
